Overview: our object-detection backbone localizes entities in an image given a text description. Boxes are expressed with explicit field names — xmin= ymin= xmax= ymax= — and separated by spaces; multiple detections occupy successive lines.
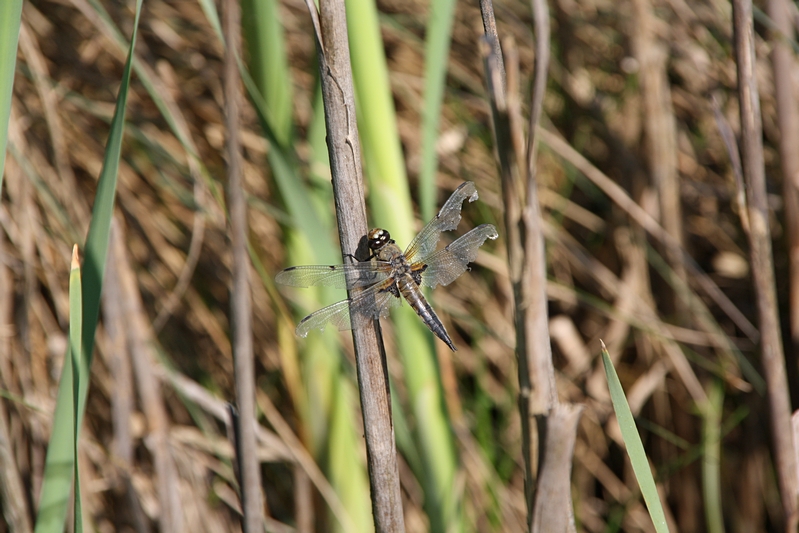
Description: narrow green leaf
xmin=0 ymin=0 xmax=23 ymax=191
xmin=418 ymin=0 xmax=456 ymax=222
xmin=35 ymin=1 xmax=143 ymax=530
xmin=241 ymin=0 xmax=293 ymax=147
xmin=69 ymin=246 xmax=83 ymax=533
xmin=702 ymin=380 xmax=724 ymax=533
xmin=601 ymin=341 xmax=670 ymax=533
xmin=196 ymin=0 xmax=223 ymax=42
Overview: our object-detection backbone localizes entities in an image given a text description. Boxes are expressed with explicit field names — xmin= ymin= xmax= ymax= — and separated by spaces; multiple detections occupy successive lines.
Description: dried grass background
xmin=3 ymin=0 xmax=799 ymax=531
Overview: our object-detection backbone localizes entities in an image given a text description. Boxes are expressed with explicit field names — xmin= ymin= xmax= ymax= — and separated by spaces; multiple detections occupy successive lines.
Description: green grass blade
xmin=79 ymin=0 xmax=142 ymax=417
xmin=69 ymin=246 xmax=83 ymax=533
xmin=418 ymin=0 xmax=456 ymax=222
xmin=0 ymin=0 xmax=23 ymax=191
xmin=196 ymin=0 xmax=223 ymax=42
xmin=702 ymin=380 xmax=724 ymax=533
xmin=35 ymin=1 xmax=143 ymax=530
xmin=241 ymin=0 xmax=293 ymax=148
xmin=600 ymin=342 xmax=670 ymax=533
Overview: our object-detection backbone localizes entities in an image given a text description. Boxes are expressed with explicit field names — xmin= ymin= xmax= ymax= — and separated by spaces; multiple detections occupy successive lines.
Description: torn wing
xmin=418 ymin=224 xmax=498 ymax=289
xmin=294 ymin=280 xmax=402 ymax=337
xmin=403 ymin=181 xmax=480 ymax=261
xmin=275 ymin=261 xmax=391 ymax=289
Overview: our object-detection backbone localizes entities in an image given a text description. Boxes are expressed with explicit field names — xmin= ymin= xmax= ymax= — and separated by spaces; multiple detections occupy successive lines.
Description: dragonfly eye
xmin=368 ymin=228 xmax=390 ymax=250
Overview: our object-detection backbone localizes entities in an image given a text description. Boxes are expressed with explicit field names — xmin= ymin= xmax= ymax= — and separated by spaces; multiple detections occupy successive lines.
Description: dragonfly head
xmin=367 ymin=228 xmax=391 ymax=250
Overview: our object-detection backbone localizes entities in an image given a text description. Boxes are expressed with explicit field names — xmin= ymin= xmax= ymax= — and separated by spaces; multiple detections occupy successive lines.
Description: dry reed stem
xmin=293 ymin=467 xmax=313 ymax=533
xmin=481 ymin=1 xmax=582 ymax=529
xmin=0 ymin=394 xmax=31 ymax=533
xmin=102 ymin=223 xmax=132 ymax=469
xmin=531 ymin=403 xmax=582 ymax=533
xmin=767 ymin=0 xmax=799 ymax=352
xmin=101 ymin=222 xmax=149 ymax=531
xmin=479 ymin=31 xmax=536 ymax=522
xmin=525 ymin=0 xmax=583 ymax=530
xmin=711 ymin=95 xmax=750 ymax=235
xmin=305 ymin=0 xmax=405 ymax=529
xmin=523 ymin=0 xmax=556 ymax=414
xmin=223 ymin=0 xmax=264 ymax=527
xmin=732 ymin=0 xmax=799 ymax=529
xmin=631 ymin=0 xmax=685 ymax=317
xmin=110 ymin=220 xmax=184 ymax=532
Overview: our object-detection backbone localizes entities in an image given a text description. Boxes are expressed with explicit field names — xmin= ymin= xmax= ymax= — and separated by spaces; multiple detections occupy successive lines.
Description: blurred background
xmin=2 ymin=0 xmax=797 ymax=531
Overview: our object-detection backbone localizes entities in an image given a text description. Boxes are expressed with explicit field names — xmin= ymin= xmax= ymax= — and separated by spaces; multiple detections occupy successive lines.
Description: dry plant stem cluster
xmin=767 ymin=0 xmax=799 ymax=351
xmin=105 ymin=220 xmax=181 ymax=532
xmin=631 ymin=0 xmax=684 ymax=318
xmin=480 ymin=0 xmax=582 ymax=530
xmin=732 ymin=0 xmax=799 ymax=528
xmin=224 ymin=0 xmax=264 ymax=528
xmin=0 ymin=231 xmax=30 ymax=533
xmin=306 ymin=0 xmax=405 ymax=531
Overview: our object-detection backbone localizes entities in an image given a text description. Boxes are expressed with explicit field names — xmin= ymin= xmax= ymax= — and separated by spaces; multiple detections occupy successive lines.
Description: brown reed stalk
xmin=732 ymin=0 xmax=799 ymax=529
xmin=480 ymin=0 xmax=582 ymax=530
xmin=224 ymin=0 xmax=264 ymax=528
xmin=767 ymin=0 xmax=799 ymax=357
xmin=102 ymin=222 xmax=150 ymax=533
xmin=630 ymin=0 xmax=684 ymax=317
xmin=304 ymin=0 xmax=405 ymax=530
xmin=109 ymin=220 xmax=183 ymax=532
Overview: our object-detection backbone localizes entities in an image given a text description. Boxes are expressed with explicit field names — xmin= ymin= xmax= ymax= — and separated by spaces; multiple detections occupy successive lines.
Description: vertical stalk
xmin=305 ymin=0 xmax=405 ymax=530
xmin=224 ymin=0 xmax=263 ymax=529
xmin=767 ymin=0 xmax=799 ymax=355
xmin=732 ymin=0 xmax=799 ymax=529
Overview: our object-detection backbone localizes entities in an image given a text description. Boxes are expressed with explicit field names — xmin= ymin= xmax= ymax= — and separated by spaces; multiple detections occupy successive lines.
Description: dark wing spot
xmin=379 ymin=282 xmax=401 ymax=298
xmin=328 ymin=265 xmax=336 ymax=270
xmin=410 ymin=263 xmax=427 ymax=286
xmin=284 ymin=266 xmax=298 ymax=271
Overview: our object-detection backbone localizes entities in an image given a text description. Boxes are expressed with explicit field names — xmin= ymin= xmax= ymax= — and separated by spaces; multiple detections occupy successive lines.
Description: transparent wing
xmin=295 ymin=281 xmax=402 ymax=337
xmin=276 ymin=262 xmax=391 ymax=289
xmin=419 ymin=224 xmax=498 ymax=289
xmin=404 ymin=181 xmax=479 ymax=262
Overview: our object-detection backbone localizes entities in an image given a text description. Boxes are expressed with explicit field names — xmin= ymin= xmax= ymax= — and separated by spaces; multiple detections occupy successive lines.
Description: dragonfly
xmin=275 ymin=181 xmax=498 ymax=351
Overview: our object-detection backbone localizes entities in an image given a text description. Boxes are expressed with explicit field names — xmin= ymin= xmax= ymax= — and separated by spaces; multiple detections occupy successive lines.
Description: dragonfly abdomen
xmin=397 ymin=275 xmax=456 ymax=351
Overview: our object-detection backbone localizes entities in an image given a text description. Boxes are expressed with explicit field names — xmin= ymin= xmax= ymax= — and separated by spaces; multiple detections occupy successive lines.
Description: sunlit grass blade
xmin=69 ymin=245 xmax=83 ymax=533
xmin=346 ymin=2 xmax=462 ymax=530
xmin=0 ymin=0 xmax=23 ymax=191
xmin=418 ymin=0 xmax=456 ymax=222
xmin=241 ymin=0 xmax=292 ymax=148
xmin=702 ymin=380 xmax=724 ymax=533
xmin=34 ymin=0 xmax=143 ymax=530
xmin=601 ymin=341 xmax=670 ymax=533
